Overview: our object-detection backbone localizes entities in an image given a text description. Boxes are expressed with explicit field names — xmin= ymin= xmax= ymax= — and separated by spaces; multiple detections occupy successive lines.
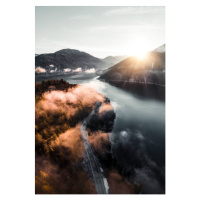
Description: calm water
xmin=36 ymin=73 xmax=165 ymax=194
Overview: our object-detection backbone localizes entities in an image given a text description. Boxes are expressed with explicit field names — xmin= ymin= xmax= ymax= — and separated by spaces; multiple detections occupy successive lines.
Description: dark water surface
xmin=36 ymin=73 xmax=165 ymax=194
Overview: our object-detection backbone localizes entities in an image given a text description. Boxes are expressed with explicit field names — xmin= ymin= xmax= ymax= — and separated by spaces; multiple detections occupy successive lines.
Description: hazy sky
xmin=35 ymin=6 xmax=165 ymax=58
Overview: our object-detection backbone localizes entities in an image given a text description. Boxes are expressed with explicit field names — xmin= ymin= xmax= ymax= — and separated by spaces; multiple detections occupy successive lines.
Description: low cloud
xmin=88 ymin=131 xmax=110 ymax=154
xmin=85 ymin=68 xmax=95 ymax=73
xmin=35 ymin=83 xmax=116 ymax=194
xmin=72 ymin=68 xmax=82 ymax=73
xmin=35 ymin=85 xmax=105 ymax=120
xmin=51 ymin=124 xmax=84 ymax=160
xmin=64 ymin=68 xmax=71 ymax=72
xmin=35 ymin=67 xmax=46 ymax=73
xmin=98 ymin=103 xmax=113 ymax=114
xmin=35 ymin=84 xmax=108 ymax=194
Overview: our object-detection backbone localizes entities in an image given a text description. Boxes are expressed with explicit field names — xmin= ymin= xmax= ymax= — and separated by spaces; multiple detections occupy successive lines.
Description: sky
xmin=35 ymin=6 xmax=165 ymax=58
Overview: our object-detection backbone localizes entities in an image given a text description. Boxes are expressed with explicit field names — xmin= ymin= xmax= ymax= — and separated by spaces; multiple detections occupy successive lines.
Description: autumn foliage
xmin=35 ymin=80 xmax=100 ymax=194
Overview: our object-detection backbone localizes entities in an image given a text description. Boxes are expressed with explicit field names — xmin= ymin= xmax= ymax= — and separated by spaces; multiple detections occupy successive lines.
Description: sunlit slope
xmin=99 ymin=45 xmax=165 ymax=100
xmin=100 ymin=50 xmax=165 ymax=85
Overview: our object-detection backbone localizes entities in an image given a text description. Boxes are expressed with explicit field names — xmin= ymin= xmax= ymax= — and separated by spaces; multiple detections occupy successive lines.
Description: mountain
xmin=102 ymin=55 xmax=127 ymax=66
xmin=99 ymin=44 xmax=165 ymax=100
xmin=35 ymin=49 xmax=109 ymax=72
xmin=100 ymin=51 xmax=165 ymax=82
xmin=153 ymin=44 xmax=165 ymax=53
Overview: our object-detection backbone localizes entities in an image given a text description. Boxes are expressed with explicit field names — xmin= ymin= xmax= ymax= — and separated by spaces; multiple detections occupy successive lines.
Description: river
xmin=36 ymin=73 xmax=165 ymax=194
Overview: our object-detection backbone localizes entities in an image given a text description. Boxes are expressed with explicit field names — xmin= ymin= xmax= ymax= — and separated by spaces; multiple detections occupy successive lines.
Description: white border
xmin=1 ymin=0 xmax=200 ymax=200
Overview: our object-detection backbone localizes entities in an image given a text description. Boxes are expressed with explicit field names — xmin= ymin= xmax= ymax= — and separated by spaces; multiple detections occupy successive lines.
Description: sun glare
xmin=128 ymin=39 xmax=150 ymax=59
xmin=134 ymin=49 xmax=147 ymax=59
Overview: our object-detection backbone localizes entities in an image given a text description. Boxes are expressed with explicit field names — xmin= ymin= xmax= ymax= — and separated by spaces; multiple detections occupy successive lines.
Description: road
xmin=81 ymin=103 xmax=108 ymax=194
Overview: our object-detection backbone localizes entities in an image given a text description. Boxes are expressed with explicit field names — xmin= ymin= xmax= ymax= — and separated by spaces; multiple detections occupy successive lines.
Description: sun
xmin=128 ymin=39 xmax=149 ymax=59
xmin=134 ymin=49 xmax=147 ymax=59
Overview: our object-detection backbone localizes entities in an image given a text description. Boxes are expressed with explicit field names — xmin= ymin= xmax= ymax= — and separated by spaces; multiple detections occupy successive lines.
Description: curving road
xmin=81 ymin=103 xmax=108 ymax=194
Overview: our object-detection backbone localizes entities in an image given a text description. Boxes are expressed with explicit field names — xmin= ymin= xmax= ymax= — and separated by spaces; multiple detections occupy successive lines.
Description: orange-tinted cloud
xmin=72 ymin=67 xmax=82 ymax=72
xmin=35 ymin=85 xmax=105 ymax=120
xmin=35 ymin=67 xmax=46 ymax=73
xmin=35 ymin=84 xmax=115 ymax=194
xmin=98 ymin=103 xmax=113 ymax=115
xmin=88 ymin=131 xmax=110 ymax=154
xmin=50 ymin=124 xmax=84 ymax=160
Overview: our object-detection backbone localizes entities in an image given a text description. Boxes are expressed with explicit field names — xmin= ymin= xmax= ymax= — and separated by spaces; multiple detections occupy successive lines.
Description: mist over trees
xmin=35 ymin=80 xmax=119 ymax=193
